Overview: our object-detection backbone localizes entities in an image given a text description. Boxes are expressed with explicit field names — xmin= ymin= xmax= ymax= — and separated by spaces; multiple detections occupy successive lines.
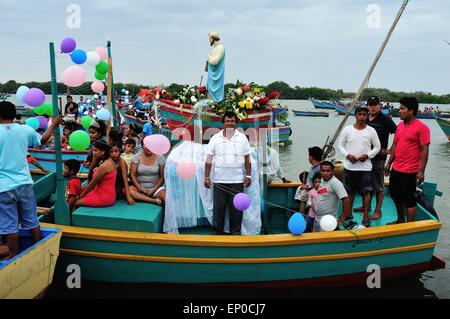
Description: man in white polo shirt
xmin=205 ymin=111 xmax=252 ymax=235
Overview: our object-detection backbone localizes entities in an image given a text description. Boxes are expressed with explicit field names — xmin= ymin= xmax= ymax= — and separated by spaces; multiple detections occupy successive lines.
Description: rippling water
xmin=33 ymin=98 xmax=449 ymax=299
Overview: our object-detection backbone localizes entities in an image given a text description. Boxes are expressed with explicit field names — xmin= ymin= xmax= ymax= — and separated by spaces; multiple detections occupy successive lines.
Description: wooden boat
xmin=309 ymin=99 xmax=336 ymax=110
xmin=292 ymin=110 xmax=329 ymax=117
xmin=35 ymin=168 xmax=445 ymax=286
xmin=391 ymin=110 xmax=442 ymax=119
xmin=15 ymin=105 xmax=36 ymax=118
xmin=28 ymin=148 xmax=89 ymax=172
xmin=0 ymin=227 xmax=62 ymax=299
xmin=335 ymin=104 xmax=355 ymax=115
xmin=436 ymin=117 xmax=450 ymax=141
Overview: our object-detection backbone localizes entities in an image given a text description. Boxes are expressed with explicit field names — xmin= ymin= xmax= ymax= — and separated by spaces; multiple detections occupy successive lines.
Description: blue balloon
xmin=25 ymin=117 xmax=40 ymax=131
xmin=121 ymin=89 xmax=126 ymax=93
xmin=288 ymin=213 xmax=306 ymax=235
xmin=16 ymin=85 xmax=29 ymax=104
xmin=71 ymin=49 xmax=87 ymax=65
xmin=96 ymin=108 xmax=111 ymax=121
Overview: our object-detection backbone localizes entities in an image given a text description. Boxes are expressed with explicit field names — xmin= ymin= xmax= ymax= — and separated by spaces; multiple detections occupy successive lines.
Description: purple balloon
xmin=22 ymin=88 xmax=46 ymax=107
xmin=60 ymin=37 xmax=77 ymax=53
xmin=36 ymin=116 xmax=48 ymax=129
xmin=233 ymin=193 xmax=251 ymax=211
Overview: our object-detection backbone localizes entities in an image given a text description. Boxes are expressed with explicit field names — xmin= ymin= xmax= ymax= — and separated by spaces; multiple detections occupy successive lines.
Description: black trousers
xmin=213 ymin=183 xmax=244 ymax=235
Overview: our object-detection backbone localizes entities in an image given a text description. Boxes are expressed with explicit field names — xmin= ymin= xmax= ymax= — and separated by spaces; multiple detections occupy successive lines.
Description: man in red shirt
xmin=385 ymin=97 xmax=430 ymax=224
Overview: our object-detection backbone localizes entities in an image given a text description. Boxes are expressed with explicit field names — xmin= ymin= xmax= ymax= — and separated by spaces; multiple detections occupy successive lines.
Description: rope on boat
xmin=322 ymin=0 xmax=410 ymax=160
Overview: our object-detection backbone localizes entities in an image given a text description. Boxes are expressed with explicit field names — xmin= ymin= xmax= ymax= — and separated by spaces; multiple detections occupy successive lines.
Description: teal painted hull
xmin=28 ymin=148 xmax=89 ymax=172
xmin=436 ymin=117 xmax=450 ymax=141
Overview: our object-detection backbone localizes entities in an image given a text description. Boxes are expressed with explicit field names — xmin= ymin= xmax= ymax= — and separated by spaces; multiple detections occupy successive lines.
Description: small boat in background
xmin=335 ymin=104 xmax=355 ymax=115
xmin=309 ymin=98 xmax=336 ymax=110
xmin=15 ymin=105 xmax=36 ymax=118
xmin=0 ymin=227 xmax=62 ymax=299
xmin=292 ymin=110 xmax=329 ymax=117
xmin=391 ymin=110 xmax=449 ymax=119
xmin=436 ymin=117 xmax=450 ymax=141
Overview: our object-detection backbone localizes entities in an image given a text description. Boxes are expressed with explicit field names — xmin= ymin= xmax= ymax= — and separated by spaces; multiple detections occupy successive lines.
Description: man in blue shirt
xmin=0 ymin=101 xmax=60 ymax=260
xmin=142 ymin=114 xmax=154 ymax=137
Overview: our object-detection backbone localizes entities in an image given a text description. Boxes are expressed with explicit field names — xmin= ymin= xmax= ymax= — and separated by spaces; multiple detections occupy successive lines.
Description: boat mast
xmin=49 ymin=42 xmax=71 ymax=225
xmin=106 ymin=40 xmax=118 ymax=131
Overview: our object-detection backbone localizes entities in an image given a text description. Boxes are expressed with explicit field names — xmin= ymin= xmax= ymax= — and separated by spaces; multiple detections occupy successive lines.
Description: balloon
xmin=81 ymin=116 xmax=93 ymax=130
xmin=69 ymin=130 xmax=90 ymax=151
xmin=319 ymin=215 xmax=338 ymax=232
xmin=99 ymin=92 xmax=103 ymax=96
xmin=91 ymin=81 xmax=104 ymax=93
xmin=125 ymin=90 xmax=129 ymax=95
xmin=23 ymin=88 xmax=45 ymax=107
xmin=42 ymin=103 xmax=54 ymax=116
xmin=121 ymin=89 xmax=126 ymax=93
xmin=34 ymin=105 xmax=45 ymax=115
xmin=96 ymin=108 xmax=110 ymax=121
xmin=60 ymin=37 xmax=76 ymax=53
xmin=233 ymin=193 xmax=251 ymax=211
xmin=36 ymin=116 xmax=48 ymax=129
xmin=25 ymin=117 xmax=40 ymax=130
xmin=176 ymin=160 xmax=196 ymax=179
xmin=62 ymin=65 xmax=86 ymax=87
xmin=95 ymin=61 xmax=109 ymax=74
xmin=94 ymin=47 xmax=108 ymax=60
xmin=95 ymin=72 xmax=106 ymax=81
xmin=94 ymin=94 xmax=99 ymax=100
xmin=16 ymin=85 xmax=29 ymax=104
xmin=71 ymin=49 xmax=87 ymax=64
xmin=86 ymin=51 xmax=100 ymax=66
xmin=143 ymin=134 xmax=171 ymax=155
xmin=288 ymin=212 xmax=306 ymax=235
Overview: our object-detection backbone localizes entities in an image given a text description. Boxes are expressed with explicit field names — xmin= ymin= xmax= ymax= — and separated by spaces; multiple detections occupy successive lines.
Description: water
xmin=36 ymin=98 xmax=449 ymax=298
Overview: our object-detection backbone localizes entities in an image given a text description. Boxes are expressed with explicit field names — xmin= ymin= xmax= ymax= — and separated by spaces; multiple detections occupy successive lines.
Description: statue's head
xmin=208 ymin=32 xmax=220 ymax=45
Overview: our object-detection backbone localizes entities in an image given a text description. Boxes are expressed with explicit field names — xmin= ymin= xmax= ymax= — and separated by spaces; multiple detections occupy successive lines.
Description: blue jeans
xmin=0 ymin=184 xmax=39 ymax=235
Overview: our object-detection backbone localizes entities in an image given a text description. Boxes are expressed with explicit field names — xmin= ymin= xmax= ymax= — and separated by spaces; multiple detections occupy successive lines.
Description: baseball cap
xmin=367 ymin=96 xmax=380 ymax=106
xmin=355 ymin=105 xmax=369 ymax=113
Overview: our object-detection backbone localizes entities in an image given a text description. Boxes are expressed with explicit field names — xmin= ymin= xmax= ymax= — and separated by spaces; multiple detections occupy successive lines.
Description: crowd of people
xmin=0 ymin=94 xmax=431 ymax=260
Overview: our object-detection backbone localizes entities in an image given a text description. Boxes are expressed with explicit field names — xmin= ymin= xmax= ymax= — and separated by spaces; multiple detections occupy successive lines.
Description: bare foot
xmin=362 ymin=219 xmax=370 ymax=227
xmin=370 ymin=211 xmax=382 ymax=220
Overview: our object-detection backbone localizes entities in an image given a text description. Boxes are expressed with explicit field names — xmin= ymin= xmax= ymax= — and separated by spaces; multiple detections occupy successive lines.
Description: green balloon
xmin=69 ymin=130 xmax=91 ymax=151
xmin=34 ymin=105 xmax=46 ymax=116
xmin=96 ymin=61 xmax=109 ymax=74
xmin=95 ymin=72 xmax=106 ymax=81
xmin=81 ymin=115 xmax=93 ymax=131
xmin=42 ymin=103 xmax=54 ymax=116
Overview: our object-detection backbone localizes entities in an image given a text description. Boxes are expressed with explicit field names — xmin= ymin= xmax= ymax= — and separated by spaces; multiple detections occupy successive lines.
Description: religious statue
xmin=206 ymin=32 xmax=225 ymax=103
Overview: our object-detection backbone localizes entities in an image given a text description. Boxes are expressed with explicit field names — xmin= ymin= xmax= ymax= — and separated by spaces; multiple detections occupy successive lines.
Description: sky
xmin=0 ymin=0 xmax=449 ymax=94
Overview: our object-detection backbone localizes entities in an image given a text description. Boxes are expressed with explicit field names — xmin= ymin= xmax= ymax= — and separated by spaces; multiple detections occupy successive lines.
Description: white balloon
xmin=319 ymin=215 xmax=338 ymax=232
xmin=125 ymin=90 xmax=129 ymax=95
xmin=94 ymin=94 xmax=99 ymax=99
xmin=86 ymin=51 xmax=101 ymax=66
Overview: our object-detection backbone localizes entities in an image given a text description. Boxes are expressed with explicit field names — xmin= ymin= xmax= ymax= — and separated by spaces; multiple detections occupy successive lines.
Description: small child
xmin=110 ymin=143 xmax=135 ymax=206
xmin=306 ymin=173 xmax=322 ymax=232
xmin=121 ymin=138 xmax=136 ymax=175
xmin=294 ymin=171 xmax=309 ymax=214
xmin=64 ymin=159 xmax=82 ymax=211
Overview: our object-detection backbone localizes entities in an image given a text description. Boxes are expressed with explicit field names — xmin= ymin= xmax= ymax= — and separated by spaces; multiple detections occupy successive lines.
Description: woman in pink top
xmin=306 ymin=173 xmax=322 ymax=232
xmin=75 ymin=141 xmax=117 ymax=208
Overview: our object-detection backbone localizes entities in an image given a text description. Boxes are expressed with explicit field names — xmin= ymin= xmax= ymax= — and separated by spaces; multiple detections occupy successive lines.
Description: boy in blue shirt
xmin=0 ymin=102 xmax=60 ymax=260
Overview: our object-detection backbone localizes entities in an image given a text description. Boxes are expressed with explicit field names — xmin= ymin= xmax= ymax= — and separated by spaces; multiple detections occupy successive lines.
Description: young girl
xmin=109 ymin=142 xmax=135 ymax=206
xmin=307 ymin=173 xmax=322 ymax=232
xmin=83 ymin=120 xmax=107 ymax=169
xmin=75 ymin=141 xmax=117 ymax=209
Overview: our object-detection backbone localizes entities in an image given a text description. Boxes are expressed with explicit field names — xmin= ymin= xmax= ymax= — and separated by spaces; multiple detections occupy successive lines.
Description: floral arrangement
xmin=171 ymin=85 xmax=207 ymax=105
xmin=139 ymin=87 xmax=172 ymax=104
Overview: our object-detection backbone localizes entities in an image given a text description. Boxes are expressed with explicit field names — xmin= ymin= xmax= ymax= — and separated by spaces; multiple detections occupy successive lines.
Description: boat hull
xmin=436 ymin=117 xmax=450 ymax=141
xmin=310 ymin=99 xmax=336 ymax=110
xmin=0 ymin=227 xmax=62 ymax=299
xmin=293 ymin=110 xmax=329 ymax=117
xmin=28 ymin=148 xmax=89 ymax=172
xmin=335 ymin=104 xmax=355 ymax=115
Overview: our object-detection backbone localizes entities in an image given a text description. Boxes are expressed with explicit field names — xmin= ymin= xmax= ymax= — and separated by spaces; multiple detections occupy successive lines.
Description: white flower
xmin=234 ymin=88 xmax=243 ymax=96
xmin=174 ymin=99 xmax=180 ymax=104
xmin=191 ymin=96 xmax=198 ymax=103
xmin=156 ymin=93 xmax=160 ymax=100
xmin=190 ymin=88 xmax=195 ymax=93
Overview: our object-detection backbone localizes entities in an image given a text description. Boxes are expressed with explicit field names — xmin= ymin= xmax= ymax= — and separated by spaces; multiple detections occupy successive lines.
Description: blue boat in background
xmin=293 ymin=110 xmax=329 ymax=117
xmin=309 ymin=98 xmax=336 ymax=110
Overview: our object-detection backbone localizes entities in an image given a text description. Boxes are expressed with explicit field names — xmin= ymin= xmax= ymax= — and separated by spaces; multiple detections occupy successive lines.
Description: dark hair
xmin=308 ymin=146 xmax=323 ymax=162
xmin=108 ymin=128 xmax=123 ymax=148
xmin=125 ymin=138 xmax=136 ymax=147
xmin=89 ymin=120 xmax=106 ymax=137
xmin=0 ymin=101 xmax=16 ymax=120
xmin=93 ymin=140 xmax=111 ymax=159
xmin=222 ymin=111 xmax=238 ymax=123
xmin=399 ymin=97 xmax=419 ymax=116
xmin=312 ymin=172 xmax=322 ymax=181
xmin=299 ymin=171 xmax=309 ymax=183
xmin=64 ymin=159 xmax=81 ymax=174
xmin=321 ymin=161 xmax=334 ymax=170
xmin=67 ymin=95 xmax=73 ymax=99
xmin=15 ymin=114 xmax=22 ymax=120
xmin=63 ymin=124 xmax=73 ymax=131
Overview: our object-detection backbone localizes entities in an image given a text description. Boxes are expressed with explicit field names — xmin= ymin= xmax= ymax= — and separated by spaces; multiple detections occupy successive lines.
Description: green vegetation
xmin=1 ymin=80 xmax=449 ymax=104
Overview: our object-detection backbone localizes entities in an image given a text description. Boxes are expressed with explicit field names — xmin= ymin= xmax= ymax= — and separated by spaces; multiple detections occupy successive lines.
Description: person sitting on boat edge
xmin=109 ymin=142 xmax=135 ymax=206
xmin=258 ymin=145 xmax=291 ymax=184
xmin=204 ymin=111 xmax=252 ymax=235
xmin=27 ymin=154 xmax=49 ymax=174
xmin=129 ymin=144 xmax=166 ymax=205
xmin=306 ymin=172 xmax=322 ymax=232
xmin=121 ymin=138 xmax=136 ymax=175
xmin=83 ymin=119 xmax=107 ymax=169
xmin=295 ymin=171 xmax=309 ymax=214
xmin=74 ymin=141 xmax=117 ymax=209
xmin=353 ymin=96 xmax=397 ymax=220
xmin=294 ymin=146 xmax=323 ymax=214
xmin=314 ymin=161 xmax=351 ymax=231
xmin=64 ymin=159 xmax=82 ymax=211
xmin=0 ymin=101 xmax=61 ymax=260
xmin=63 ymin=95 xmax=79 ymax=122
xmin=337 ymin=106 xmax=381 ymax=227
xmin=385 ymin=97 xmax=430 ymax=225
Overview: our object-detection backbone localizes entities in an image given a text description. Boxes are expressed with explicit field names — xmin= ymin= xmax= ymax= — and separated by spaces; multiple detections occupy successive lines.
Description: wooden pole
xmin=107 ymin=41 xmax=118 ymax=130
xmin=49 ymin=42 xmax=71 ymax=225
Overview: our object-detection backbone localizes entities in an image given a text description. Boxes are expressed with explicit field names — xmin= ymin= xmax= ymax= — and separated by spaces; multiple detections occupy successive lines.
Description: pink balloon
xmin=176 ymin=160 xmax=196 ymax=179
xmin=62 ymin=66 xmax=86 ymax=87
xmin=91 ymin=81 xmax=105 ymax=93
xmin=143 ymin=134 xmax=171 ymax=155
xmin=95 ymin=47 xmax=108 ymax=61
